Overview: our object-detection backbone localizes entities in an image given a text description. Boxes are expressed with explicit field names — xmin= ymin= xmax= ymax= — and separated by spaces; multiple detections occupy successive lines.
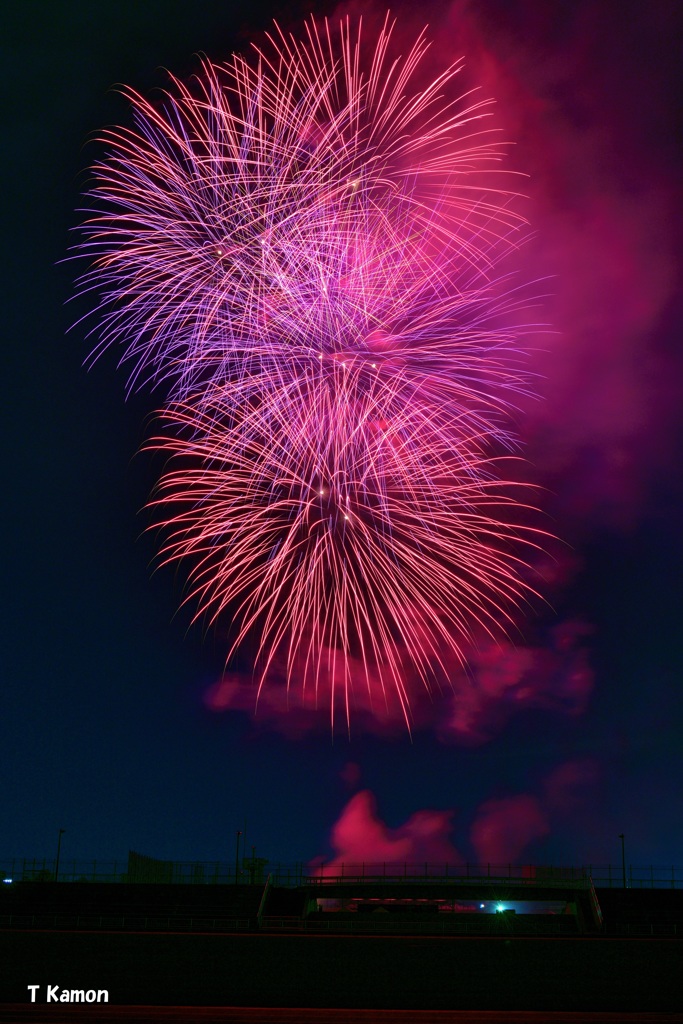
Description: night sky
xmin=3 ymin=0 xmax=682 ymax=874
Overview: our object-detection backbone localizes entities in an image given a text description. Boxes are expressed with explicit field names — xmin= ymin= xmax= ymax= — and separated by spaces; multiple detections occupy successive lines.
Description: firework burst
xmin=75 ymin=15 xmax=548 ymax=730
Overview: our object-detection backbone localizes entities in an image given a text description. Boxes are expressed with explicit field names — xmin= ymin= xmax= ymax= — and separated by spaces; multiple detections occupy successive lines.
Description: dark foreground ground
xmin=1 ymin=1007 xmax=682 ymax=1024
xmin=1 ymin=931 xmax=682 ymax=1013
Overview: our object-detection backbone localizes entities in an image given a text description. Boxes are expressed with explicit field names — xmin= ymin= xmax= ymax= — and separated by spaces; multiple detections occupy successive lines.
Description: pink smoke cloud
xmin=317 ymin=790 xmax=463 ymax=872
xmin=203 ymin=654 xmax=415 ymax=738
xmin=319 ymin=759 xmax=601 ymax=869
xmin=440 ymin=620 xmax=594 ymax=743
xmin=205 ymin=617 xmax=594 ymax=741
xmin=543 ymin=758 xmax=601 ymax=814
xmin=205 ymin=608 xmax=594 ymax=740
xmin=470 ymin=794 xmax=549 ymax=866
xmin=428 ymin=0 xmax=682 ymax=530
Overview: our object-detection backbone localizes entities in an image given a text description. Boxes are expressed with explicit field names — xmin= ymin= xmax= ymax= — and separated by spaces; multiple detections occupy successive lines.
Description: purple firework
xmin=75 ymin=15 xmax=548 ymax=730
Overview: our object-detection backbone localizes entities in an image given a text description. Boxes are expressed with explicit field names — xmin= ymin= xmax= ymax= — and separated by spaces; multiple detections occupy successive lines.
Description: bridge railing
xmin=301 ymin=870 xmax=591 ymax=890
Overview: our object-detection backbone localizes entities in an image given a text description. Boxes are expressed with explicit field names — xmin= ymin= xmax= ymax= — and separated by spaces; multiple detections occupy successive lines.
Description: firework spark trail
xmin=75 ymin=14 xmax=549 ymax=730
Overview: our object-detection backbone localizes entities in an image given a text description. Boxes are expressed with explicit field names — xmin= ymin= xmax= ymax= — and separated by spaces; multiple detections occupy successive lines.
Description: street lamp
xmin=235 ymin=830 xmax=242 ymax=885
xmin=55 ymin=829 xmax=66 ymax=883
xmin=618 ymin=833 xmax=627 ymax=888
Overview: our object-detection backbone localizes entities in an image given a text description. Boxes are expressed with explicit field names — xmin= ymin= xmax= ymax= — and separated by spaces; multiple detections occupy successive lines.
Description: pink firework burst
xmin=74 ymin=15 xmax=549 ymax=731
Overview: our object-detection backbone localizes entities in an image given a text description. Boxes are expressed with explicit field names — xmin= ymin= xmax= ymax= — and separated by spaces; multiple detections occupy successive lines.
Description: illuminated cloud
xmin=320 ymin=759 xmax=602 ymax=868
xmin=318 ymin=790 xmax=463 ymax=870
xmin=470 ymin=794 xmax=550 ymax=865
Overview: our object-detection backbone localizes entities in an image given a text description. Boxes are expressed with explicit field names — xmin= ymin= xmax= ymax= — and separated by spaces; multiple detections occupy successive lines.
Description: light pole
xmin=618 ymin=833 xmax=626 ymax=888
xmin=55 ymin=829 xmax=66 ymax=883
xmin=235 ymin=830 xmax=242 ymax=885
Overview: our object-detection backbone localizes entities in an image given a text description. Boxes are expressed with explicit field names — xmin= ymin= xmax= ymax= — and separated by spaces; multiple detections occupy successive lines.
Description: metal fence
xmin=0 ymin=858 xmax=267 ymax=885
xmin=588 ymin=863 xmax=683 ymax=889
xmin=2 ymin=859 xmax=682 ymax=889
xmin=0 ymin=913 xmax=251 ymax=932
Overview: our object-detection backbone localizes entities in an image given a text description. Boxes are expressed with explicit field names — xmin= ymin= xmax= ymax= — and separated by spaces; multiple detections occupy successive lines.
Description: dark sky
xmin=3 ymin=0 xmax=682 ymax=875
